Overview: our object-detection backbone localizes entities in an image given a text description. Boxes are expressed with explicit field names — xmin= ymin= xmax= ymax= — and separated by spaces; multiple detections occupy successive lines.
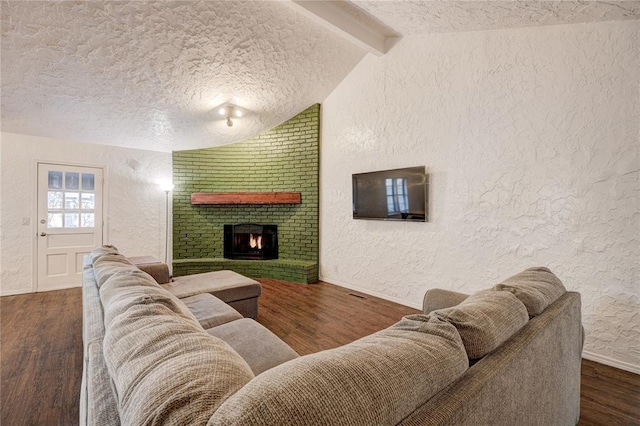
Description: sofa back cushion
xmin=99 ymin=269 xmax=199 ymax=325
xmin=209 ymin=315 xmax=468 ymax=426
xmin=91 ymin=246 xmax=197 ymax=324
xmin=96 ymin=247 xmax=255 ymax=425
xmin=92 ymin=246 xmax=141 ymax=288
xmin=433 ymin=290 xmax=529 ymax=359
xmin=493 ymin=267 xmax=566 ymax=317
xmin=103 ymin=300 xmax=254 ymax=425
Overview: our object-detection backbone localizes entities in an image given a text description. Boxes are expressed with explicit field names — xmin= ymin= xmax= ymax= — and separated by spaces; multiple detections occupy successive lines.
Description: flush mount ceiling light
xmin=217 ymin=103 xmax=244 ymax=127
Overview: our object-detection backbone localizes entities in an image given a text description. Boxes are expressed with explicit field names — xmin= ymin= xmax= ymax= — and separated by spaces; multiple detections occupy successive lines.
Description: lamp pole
xmin=165 ymin=189 xmax=170 ymax=266
xmin=160 ymin=181 xmax=174 ymax=269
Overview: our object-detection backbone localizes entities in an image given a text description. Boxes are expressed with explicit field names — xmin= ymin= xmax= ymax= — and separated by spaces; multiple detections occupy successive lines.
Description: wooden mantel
xmin=191 ymin=192 xmax=302 ymax=205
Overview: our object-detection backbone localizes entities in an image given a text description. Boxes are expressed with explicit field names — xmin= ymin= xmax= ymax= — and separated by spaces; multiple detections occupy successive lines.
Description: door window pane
xmin=81 ymin=193 xmax=95 ymax=209
xmin=65 ymin=173 xmax=79 ymax=190
xmin=44 ymin=167 xmax=100 ymax=230
xmin=65 ymin=192 xmax=80 ymax=209
xmin=47 ymin=213 xmax=63 ymax=228
xmin=64 ymin=213 xmax=79 ymax=228
xmin=82 ymin=173 xmax=95 ymax=191
xmin=81 ymin=213 xmax=95 ymax=228
xmin=48 ymin=171 xmax=63 ymax=189
xmin=47 ymin=191 xmax=63 ymax=209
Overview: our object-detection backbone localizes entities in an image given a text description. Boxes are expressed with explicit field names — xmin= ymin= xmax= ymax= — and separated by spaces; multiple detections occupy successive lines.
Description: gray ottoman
xmin=163 ymin=270 xmax=262 ymax=318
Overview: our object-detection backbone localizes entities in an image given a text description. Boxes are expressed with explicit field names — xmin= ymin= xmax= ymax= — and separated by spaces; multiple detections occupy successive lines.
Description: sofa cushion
xmin=181 ymin=293 xmax=243 ymax=329
xmin=206 ymin=318 xmax=299 ymax=375
xmin=100 ymin=269 xmax=200 ymax=325
xmin=422 ymin=288 xmax=469 ymax=314
xmin=89 ymin=244 xmax=119 ymax=263
xmin=208 ymin=315 xmax=468 ymax=426
xmin=92 ymin=247 xmax=141 ymax=288
xmin=494 ymin=267 xmax=566 ymax=317
xmin=433 ymin=290 xmax=529 ymax=359
xmin=101 ymin=272 xmax=255 ymax=425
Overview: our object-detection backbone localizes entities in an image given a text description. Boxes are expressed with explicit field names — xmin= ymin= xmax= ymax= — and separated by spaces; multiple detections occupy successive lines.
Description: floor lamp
xmin=161 ymin=183 xmax=174 ymax=266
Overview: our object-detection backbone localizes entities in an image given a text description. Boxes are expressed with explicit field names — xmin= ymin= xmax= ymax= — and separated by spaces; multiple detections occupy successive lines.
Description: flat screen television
xmin=352 ymin=166 xmax=427 ymax=222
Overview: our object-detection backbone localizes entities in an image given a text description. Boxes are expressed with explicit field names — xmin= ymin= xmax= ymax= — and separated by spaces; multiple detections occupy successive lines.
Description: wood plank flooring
xmin=1 ymin=279 xmax=638 ymax=425
xmin=1 ymin=288 xmax=83 ymax=426
xmin=579 ymin=358 xmax=640 ymax=426
xmin=255 ymin=279 xmax=417 ymax=355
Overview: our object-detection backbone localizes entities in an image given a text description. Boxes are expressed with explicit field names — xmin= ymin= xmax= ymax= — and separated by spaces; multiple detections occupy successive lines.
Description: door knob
xmin=40 ymin=232 xmax=47 ymax=237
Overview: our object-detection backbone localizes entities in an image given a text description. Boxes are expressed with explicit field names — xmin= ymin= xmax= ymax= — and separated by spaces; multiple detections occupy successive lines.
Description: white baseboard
xmin=1 ymin=283 xmax=81 ymax=297
xmin=38 ymin=284 xmax=82 ymax=292
xmin=319 ymin=275 xmax=423 ymax=311
xmin=0 ymin=288 xmax=33 ymax=297
xmin=582 ymin=351 xmax=640 ymax=375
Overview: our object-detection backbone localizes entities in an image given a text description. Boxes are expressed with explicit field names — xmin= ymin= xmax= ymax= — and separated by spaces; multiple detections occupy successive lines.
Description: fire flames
xmin=249 ymin=233 xmax=263 ymax=250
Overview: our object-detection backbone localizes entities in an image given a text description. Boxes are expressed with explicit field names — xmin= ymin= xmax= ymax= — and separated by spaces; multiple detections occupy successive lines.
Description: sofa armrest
xmin=136 ymin=262 xmax=171 ymax=284
xmin=127 ymin=256 xmax=172 ymax=284
xmin=422 ymin=289 xmax=469 ymax=314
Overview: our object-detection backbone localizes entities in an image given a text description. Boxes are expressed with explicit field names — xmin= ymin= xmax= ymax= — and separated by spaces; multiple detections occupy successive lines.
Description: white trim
xmin=31 ymin=160 xmax=38 ymax=293
xmin=33 ymin=160 xmax=107 ymax=293
xmin=1 ymin=282 xmax=81 ymax=297
xmin=582 ymin=350 xmax=640 ymax=375
xmin=286 ymin=1 xmax=400 ymax=56
xmin=0 ymin=288 xmax=33 ymax=297
xmin=102 ymin=166 xmax=109 ymax=245
xmin=34 ymin=282 xmax=83 ymax=293
xmin=319 ymin=275 xmax=422 ymax=310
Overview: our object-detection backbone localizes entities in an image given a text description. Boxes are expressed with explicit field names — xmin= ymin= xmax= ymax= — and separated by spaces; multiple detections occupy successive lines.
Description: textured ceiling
xmin=0 ymin=1 xmax=364 ymax=152
xmin=1 ymin=1 xmax=638 ymax=152
xmin=352 ymin=1 xmax=640 ymax=35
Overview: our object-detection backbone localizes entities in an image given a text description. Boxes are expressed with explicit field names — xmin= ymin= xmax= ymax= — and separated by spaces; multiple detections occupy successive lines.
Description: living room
xmin=1 ymin=1 xmax=639 ymax=425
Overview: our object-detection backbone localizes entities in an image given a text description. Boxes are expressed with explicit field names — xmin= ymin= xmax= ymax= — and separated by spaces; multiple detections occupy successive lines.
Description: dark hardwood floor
xmin=1 ymin=288 xmax=83 ymax=425
xmin=256 ymin=279 xmax=417 ymax=355
xmin=1 ymin=279 xmax=638 ymax=425
xmin=579 ymin=358 xmax=640 ymax=426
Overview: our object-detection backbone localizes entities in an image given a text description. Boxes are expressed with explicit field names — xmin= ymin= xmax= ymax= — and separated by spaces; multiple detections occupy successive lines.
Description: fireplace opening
xmin=224 ymin=224 xmax=278 ymax=260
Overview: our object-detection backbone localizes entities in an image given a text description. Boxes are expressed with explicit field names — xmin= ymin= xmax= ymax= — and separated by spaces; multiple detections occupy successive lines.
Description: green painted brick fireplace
xmin=171 ymin=104 xmax=319 ymax=283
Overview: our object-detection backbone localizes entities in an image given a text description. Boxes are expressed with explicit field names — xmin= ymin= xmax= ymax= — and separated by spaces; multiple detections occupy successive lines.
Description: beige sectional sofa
xmin=81 ymin=246 xmax=583 ymax=425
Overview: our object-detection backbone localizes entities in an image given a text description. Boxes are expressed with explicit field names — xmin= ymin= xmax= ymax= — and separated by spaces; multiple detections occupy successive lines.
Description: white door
xmin=37 ymin=163 xmax=104 ymax=292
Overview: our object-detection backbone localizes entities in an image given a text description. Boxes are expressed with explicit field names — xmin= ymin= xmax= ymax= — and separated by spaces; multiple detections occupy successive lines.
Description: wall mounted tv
xmin=352 ymin=166 xmax=427 ymax=222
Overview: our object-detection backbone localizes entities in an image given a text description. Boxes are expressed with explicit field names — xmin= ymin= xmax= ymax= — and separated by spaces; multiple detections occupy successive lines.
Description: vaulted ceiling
xmin=2 ymin=1 xmax=638 ymax=152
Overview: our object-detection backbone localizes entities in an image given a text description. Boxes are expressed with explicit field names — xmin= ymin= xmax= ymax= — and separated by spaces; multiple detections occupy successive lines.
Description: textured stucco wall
xmin=320 ymin=21 xmax=639 ymax=371
xmin=0 ymin=133 xmax=172 ymax=295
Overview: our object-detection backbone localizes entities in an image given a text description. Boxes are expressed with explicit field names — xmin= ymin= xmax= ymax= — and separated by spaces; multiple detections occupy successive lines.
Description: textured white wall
xmin=320 ymin=20 xmax=639 ymax=371
xmin=0 ymin=133 xmax=172 ymax=295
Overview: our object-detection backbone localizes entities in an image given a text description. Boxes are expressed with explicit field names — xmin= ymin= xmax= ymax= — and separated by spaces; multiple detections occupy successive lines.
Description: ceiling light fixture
xmin=218 ymin=104 xmax=243 ymax=127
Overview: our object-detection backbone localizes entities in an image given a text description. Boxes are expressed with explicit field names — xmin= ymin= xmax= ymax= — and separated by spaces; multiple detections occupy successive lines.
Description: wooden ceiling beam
xmin=285 ymin=1 xmax=400 ymax=56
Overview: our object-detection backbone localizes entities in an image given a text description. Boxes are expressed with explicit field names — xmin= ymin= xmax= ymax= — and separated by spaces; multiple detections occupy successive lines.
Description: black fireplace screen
xmin=224 ymin=224 xmax=278 ymax=260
